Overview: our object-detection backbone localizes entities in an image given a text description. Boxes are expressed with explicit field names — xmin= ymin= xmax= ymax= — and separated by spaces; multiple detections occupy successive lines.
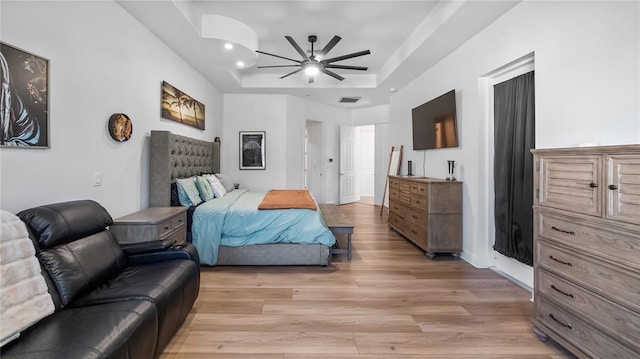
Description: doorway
xmin=357 ymin=125 xmax=376 ymax=205
xmin=482 ymin=53 xmax=535 ymax=289
xmin=339 ymin=125 xmax=376 ymax=205
xmin=305 ymin=120 xmax=324 ymax=203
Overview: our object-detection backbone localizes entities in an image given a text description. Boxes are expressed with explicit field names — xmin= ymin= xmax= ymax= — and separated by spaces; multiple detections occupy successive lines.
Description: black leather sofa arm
xmin=121 ymin=239 xmax=175 ymax=256
xmin=127 ymin=243 xmax=200 ymax=266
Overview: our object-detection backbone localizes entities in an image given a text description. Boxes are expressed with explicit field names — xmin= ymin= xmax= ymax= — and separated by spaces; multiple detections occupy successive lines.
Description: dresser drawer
xmin=158 ymin=217 xmax=174 ymax=238
xmin=537 ymin=269 xmax=640 ymax=347
xmin=539 ymin=212 xmax=640 ymax=268
xmin=536 ymin=298 xmax=639 ymax=359
xmin=405 ymin=207 xmax=425 ymax=229
xmin=390 ymin=188 xmax=400 ymax=201
xmin=410 ymin=195 xmax=427 ymax=211
xmin=171 ymin=213 xmax=187 ymax=231
xmin=389 ymin=200 xmax=404 ymax=217
xmin=388 ymin=212 xmax=404 ymax=229
xmin=164 ymin=228 xmax=186 ymax=245
xmin=389 ymin=177 xmax=400 ymax=190
xmin=538 ymin=242 xmax=640 ymax=311
xmin=405 ymin=222 xmax=426 ymax=250
xmin=410 ymin=182 xmax=427 ymax=196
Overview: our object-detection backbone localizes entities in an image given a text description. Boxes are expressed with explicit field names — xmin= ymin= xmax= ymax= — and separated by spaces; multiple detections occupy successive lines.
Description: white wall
xmin=352 ymin=104 xmax=390 ymax=126
xmin=374 ymin=123 xmax=390 ymax=205
xmin=389 ymin=1 xmax=639 ymax=268
xmin=221 ymin=94 xmax=287 ymax=191
xmin=222 ymin=94 xmax=351 ymax=202
xmin=0 ymin=1 xmax=223 ymax=217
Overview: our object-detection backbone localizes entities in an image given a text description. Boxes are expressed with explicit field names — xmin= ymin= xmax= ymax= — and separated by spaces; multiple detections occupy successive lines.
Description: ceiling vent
xmin=338 ymin=97 xmax=361 ymax=104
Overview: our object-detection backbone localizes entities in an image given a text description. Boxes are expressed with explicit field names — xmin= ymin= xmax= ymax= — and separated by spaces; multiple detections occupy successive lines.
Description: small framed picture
xmin=239 ymin=131 xmax=265 ymax=170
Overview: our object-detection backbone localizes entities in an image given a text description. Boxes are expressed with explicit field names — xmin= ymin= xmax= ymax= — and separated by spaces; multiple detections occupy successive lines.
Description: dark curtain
xmin=493 ymin=71 xmax=535 ymax=266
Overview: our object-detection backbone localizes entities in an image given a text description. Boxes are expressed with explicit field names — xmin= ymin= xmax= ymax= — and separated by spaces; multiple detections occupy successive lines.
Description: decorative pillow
xmin=195 ymin=176 xmax=215 ymax=201
xmin=176 ymin=177 xmax=202 ymax=207
xmin=206 ymin=174 xmax=227 ymax=198
xmin=215 ymin=173 xmax=235 ymax=192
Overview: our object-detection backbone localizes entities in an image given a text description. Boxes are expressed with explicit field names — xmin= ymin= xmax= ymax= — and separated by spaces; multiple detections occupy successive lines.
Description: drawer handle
xmin=549 ymin=313 xmax=572 ymax=330
xmin=550 ymin=284 xmax=574 ymax=298
xmin=589 ymin=182 xmax=598 ymax=188
xmin=551 ymin=226 xmax=575 ymax=235
xmin=549 ymin=255 xmax=573 ymax=267
xmin=164 ymin=226 xmax=170 ymax=230
xmin=608 ymin=184 xmax=618 ymax=190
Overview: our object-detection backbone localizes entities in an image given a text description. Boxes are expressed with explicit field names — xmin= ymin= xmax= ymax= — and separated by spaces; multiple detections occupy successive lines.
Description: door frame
xmin=480 ymin=52 xmax=535 ymax=289
xmin=305 ymin=120 xmax=324 ymax=203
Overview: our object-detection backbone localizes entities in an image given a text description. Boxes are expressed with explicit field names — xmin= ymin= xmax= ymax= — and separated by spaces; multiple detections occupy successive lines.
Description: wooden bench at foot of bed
xmin=319 ymin=204 xmax=354 ymax=260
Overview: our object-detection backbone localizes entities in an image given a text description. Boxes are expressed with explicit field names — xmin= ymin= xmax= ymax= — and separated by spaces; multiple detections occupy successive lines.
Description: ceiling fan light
xmin=304 ymin=63 xmax=320 ymax=76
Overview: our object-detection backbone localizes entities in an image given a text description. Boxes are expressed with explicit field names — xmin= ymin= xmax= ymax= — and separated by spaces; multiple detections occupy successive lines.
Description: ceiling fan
xmin=256 ymin=35 xmax=370 ymax=83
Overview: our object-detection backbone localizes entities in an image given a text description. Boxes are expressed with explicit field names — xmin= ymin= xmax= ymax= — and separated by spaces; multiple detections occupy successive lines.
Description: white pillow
xmin=215 ymin=173 xmax=235 ymax=192
xmin=206 ymin=174 xmax=227 ymax=198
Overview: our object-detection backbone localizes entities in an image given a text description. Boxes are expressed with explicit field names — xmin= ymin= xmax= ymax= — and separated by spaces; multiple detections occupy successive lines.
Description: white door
xmin=340 ymin=125 xmax=358 ymax=204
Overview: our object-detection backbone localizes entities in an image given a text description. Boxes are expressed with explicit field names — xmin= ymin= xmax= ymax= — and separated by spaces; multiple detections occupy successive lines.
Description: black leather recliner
xmin=1 ymin=200 xmax=200 ymax=359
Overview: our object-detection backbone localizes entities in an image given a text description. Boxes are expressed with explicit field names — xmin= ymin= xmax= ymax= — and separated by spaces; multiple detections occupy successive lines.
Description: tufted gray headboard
xmin=149 ymin=130 xmax=220 ymax=207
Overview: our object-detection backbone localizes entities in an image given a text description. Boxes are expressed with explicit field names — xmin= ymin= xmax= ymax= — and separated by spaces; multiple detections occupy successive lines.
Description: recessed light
xmin=224 ymin=43 xmax=233 ymax=50
xmin=236 ymin=61 xmax=245 ymax=68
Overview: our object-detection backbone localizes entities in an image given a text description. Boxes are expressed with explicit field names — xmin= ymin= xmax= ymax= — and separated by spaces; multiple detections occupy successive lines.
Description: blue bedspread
xmin=191 ymin=189 xmax=336 ymax=265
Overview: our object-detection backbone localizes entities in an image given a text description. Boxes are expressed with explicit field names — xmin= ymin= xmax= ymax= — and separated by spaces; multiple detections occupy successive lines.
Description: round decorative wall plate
xmin=108 ymin=113 xmax=132 ymax=142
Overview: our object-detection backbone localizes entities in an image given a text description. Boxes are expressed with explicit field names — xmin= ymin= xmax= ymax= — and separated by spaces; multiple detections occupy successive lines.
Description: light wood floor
xmin=162 ymin=203 xmax=574 ymax=359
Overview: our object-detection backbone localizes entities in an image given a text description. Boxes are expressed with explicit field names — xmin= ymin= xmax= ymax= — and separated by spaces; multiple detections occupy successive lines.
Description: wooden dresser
xmin=531 ymin=145 xmax=640 ymax=358
xmin=387 ymin=175 xmax=462 ymax=258
xmin=110 ymin=207 xmax=187 ymax=245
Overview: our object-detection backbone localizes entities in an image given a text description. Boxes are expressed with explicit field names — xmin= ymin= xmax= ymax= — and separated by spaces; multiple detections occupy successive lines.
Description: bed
xmin=149 ymin=130 xmax=334 ymax=266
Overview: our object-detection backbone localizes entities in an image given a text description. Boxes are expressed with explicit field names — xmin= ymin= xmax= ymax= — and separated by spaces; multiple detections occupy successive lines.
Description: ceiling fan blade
xmin=285 ymin=36 xmax=309 ymax=60
xmin=325 ymin=64 xmax=368 ymax=71
xmin=318 ymin=35 xmax=341 ymax=58
xmin=309 ymin=75 xmax=315 ymax=84
xmin=279 ymin=68 xmax=302 ymax=79
xmin=256 ymin=50 xmax=301 ymax=64
xmin=322 ymin=50 xmax=371 ymax=64
xmin=257 ymin=65 xmax=301 ymax=68
xmin=320 ymin=68 xmax=345 ymax=81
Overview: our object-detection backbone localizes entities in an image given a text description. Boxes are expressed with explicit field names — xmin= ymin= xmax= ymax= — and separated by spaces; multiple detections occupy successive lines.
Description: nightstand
xmin=110 ymin=207 xmax=187 ymax=245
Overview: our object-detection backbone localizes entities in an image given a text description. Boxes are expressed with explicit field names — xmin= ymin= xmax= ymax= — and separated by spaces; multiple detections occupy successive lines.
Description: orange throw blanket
xmin=258 ymin=190 xmax=317 ymax=211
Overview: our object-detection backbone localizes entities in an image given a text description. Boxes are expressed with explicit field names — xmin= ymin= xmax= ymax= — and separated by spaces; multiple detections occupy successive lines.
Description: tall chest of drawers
xmin=531 ymin=145 xmax=640 ymax=358
xmin=387 ymin=175 xmax=462 ymax=258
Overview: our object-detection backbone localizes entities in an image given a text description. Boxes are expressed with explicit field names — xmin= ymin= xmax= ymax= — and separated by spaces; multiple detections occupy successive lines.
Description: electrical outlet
xmin=94 ymin=172 xmax=102 ymax=186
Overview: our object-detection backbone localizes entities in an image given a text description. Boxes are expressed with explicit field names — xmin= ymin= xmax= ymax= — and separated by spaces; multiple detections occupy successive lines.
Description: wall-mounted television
xmin=411 ymin=89 xmax=458 ymax=150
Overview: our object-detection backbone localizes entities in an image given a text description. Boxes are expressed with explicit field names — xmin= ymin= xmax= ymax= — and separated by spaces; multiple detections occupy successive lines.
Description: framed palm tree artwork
xmin=161 ymin=81 xmax=205 ymax=130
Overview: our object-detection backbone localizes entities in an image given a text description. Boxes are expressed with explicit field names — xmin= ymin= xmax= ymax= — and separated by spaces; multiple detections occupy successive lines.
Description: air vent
xmin=338 ymin=97 xmax=361 ymax=104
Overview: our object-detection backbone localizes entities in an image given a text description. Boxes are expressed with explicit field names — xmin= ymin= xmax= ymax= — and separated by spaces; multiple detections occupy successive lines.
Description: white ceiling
xmin=117 ymin=0 xmax=520 ymax=109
